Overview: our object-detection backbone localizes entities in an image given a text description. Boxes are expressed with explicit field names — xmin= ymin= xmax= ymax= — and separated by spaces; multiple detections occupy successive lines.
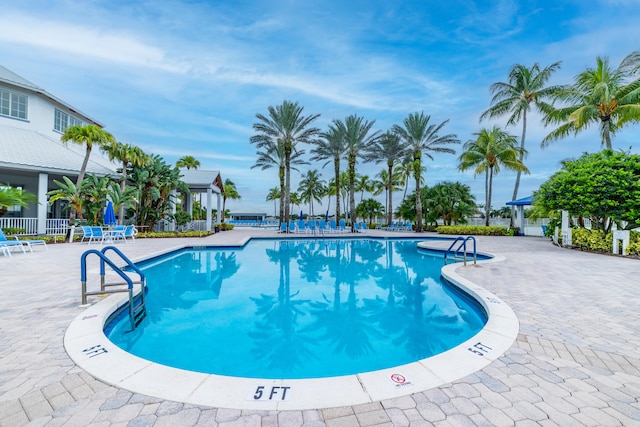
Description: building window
xmin=54 ymin=108 xmax=83 ymax=132
xmin=0 ymin=89 xmax=28 ymax=120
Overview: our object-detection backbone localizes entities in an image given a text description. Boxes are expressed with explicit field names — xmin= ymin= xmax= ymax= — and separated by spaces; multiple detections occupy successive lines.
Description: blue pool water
xmin=105 ymin=238 xmax=487 ymax=379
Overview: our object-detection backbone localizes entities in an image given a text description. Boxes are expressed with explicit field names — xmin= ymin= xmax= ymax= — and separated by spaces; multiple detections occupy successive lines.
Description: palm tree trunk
xmin=349 ymin=154 xmax=356 ymax=232
xmin=486 ymin=168 xmax=493 ymax=227
xmin=414 ymin=155 xmax=423 ymax=232
xmin=510 ymin=110 xmax=527 ymax=227
xmin=603 ymin=118 xmax=612 ymax=149
xmin=334 ymin=158 xmax=340 ymax=222
xmin=387 ymin=163 xmax=393 ymax=225
xmin=284 ymin=144 xmax=292 ymax=224
xmin=279 ymin=165 xmax=285 ymax=225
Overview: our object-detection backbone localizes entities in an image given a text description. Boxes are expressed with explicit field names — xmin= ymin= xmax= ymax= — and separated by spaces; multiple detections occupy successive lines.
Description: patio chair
xmin=318 ymin=220 xmax=328 ymax=234
xmin=90 ymin=226 xmax=106 ymax=244
xmin=279 ymin=222 xmax=287 ymax=233
xmin=354 ymin=222 xmax=362 ymax=233
xmin=80 ymin=226 xmax=94 ymax=243
xmin=339 ymin=219 xmax=347 ymax=233
xmin=0 ymin=229 xmax=31 ymax=253
xmin=404 ymin=221 xmax=413 ymax=231
xmin=328 ymin=220 xmax=338 ymax=233
xmin=122 ymin=225 xmax=136 ymax=242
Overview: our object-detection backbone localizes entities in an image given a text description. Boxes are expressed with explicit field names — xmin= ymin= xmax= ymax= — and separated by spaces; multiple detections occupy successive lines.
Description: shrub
xmin=436 ymin=225 xmax=507 ymax=236
xmin=1 ymin=227 xmax=26 ymax=235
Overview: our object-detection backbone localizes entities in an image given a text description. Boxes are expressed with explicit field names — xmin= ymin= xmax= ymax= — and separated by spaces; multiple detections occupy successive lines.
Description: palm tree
xmin=266 ymin=187 xmax=280 ymax=218
xmin=458 ymin=126 xmax=529 ymax=226
xmin=252 ymin=138 xmax=308 ymax=225
xmin=542 ymin=52 xmax=640 ymax=150
xmin=176 ymin=155 xmax=201 ymax=170
xmin=392 ymin=112 xmax=459 ymax=232
xmin=101 ymin=141 xmax=148 ymax=224
xmin=354 ymin=174 xmax=373 ymax=202
xmin=251 ymin=100 xmax=321 ymax=225
xmin=221 ymin=179 xmax=240 ymax=223
xmin=61 ymin=124 xmax=115 ymax=229
xmin=310 ymin=123 xmax=346 ymax=223
xmin=0 ymin=185 xmax=37 ymax=217
xmin=480 ymin=61 xmax=563 ymax=226
xmin=335 ymin=115 xmax=381 ymax=231
xmin=297 ymin=169 xmax=326 ymax=218
xmin=363 ymin=131 xmax=408 ymax=225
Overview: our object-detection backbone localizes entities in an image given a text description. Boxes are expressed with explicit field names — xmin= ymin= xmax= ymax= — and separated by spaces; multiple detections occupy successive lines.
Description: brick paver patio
xmin=1 ymin=229 xmax=638 ymax=426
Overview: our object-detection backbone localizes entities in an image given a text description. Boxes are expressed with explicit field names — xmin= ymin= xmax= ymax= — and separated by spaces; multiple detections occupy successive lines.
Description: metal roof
xmin=0 ymin=66 xmax=103 ymax=127
xmin=179 ymin=169 xmax=223 ymax=193
xmin=0 ymin=125 xmax=116 ymax=176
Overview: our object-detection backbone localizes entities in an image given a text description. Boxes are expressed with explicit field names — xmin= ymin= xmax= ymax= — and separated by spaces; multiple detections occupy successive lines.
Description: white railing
xmin=0 ymin=217 xmax=38 ymax=234
xmin=0 ymin=217 xmax=69 ymax=235
xmin=46 ymin=219 xmax=69 ymax=235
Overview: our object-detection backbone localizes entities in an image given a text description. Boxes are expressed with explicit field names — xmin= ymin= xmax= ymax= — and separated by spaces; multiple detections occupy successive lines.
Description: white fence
xmin=0 ymin=218 xmax=69 ymax=235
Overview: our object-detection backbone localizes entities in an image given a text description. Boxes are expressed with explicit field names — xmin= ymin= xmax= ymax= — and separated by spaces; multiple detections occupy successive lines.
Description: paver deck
xmin=1 ymin=229 xmax=639 ymax=426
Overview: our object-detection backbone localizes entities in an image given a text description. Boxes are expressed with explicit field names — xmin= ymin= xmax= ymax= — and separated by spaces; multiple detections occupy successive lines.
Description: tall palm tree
xmin=252 ymin=138 xmax=308 ymax=225
xmin=335 ymin=115 xmax=381 ymax=231
xmin=458 ymin=126 xmax=529 ymax=226
xmin=221 ymin=179 xmax=240 ymax=223
xmin=354 ymin=174 xmax=373 ymax=202
xmin=542 ymin=52 xmax=640 ymax=150
xmin=251 ymin=100 xmax=321 ymax=225
xmin=61 ymin=124 xmax=115 ymax=230
xmin=310 ymin=124 xmax=346 ymax=222
xmin=297 ymin=169 xmax=326 ymax=218
xmin=101 ymin=141 xmax=148 ymax=224
xmin=176 ymin=155 xmax=201 ymax=170
xmin=362 ymin=131 xmax=408 ymax=225
xmin=266 ymin=187 xmax=280 ymax=218
xmin=392 ymin=112 xmax=459 ymax=232
xmin=480 ymin=61 xmax=563 ymax=226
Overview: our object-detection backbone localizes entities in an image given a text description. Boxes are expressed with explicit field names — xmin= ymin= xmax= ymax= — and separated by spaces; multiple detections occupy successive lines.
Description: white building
xmin=0 ymin=66 xmax=223 ymax=234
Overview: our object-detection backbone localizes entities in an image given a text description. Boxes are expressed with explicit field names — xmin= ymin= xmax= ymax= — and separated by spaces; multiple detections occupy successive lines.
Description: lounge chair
xmin=122 ymin=225 xmax=136 ymax=242
xmin=328 ymin=220 xmax=338 ymax=233
xmin=404 ymin=221 xmax=413 ymax=231
xmin=339 ymin=219 xmax=348 ymax=233
xmin=0 ymin=229 xmax=32 ymax=253
xmin=354 ymin=222 xmax=362 ymax=233
xmin=80 ymin=226 xmax=94 ymax=243
xmin=318 ymin=220 xmax=328 ymax=234
xmin=279 ymin=222 xmax=287 ymax=233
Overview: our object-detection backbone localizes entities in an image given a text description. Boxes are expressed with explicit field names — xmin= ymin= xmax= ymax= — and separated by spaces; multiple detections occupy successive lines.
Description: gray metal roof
xmin=0 ymin=66 xmax=102 ymax=127
xmin=179 ymin=169 xmax=223 ymax=193
xmin=0 ymin=125 xmax=116 ymax=176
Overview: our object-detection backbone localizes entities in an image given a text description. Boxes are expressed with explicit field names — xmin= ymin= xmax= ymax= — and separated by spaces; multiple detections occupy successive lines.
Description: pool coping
xmin=63 ymin=238 xmax=518 ymax=410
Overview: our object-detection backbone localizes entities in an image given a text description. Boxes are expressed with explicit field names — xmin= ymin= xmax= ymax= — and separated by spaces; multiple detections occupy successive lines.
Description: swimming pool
xmin=65 ymin=234 xmax=518 ymax=409
xmin=105 ymin=238 xmax=487 ymax=379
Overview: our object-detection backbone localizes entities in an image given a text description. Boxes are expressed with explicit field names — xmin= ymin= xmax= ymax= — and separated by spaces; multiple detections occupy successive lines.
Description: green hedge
xmin=436 ymin=225 xmax=507 ymax=236
xmin=572 ymin=228 xmax=640 ymax=255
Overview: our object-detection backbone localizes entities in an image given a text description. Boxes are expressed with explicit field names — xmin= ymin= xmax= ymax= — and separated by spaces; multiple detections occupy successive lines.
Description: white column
xmin=518 ymin=206 xmax=525 ymax=236
xmin=37 ymin=173 xmax=48 ymax=235
xmin=216 ymin=192 xmax=222 ymax=224
xmin=186 ymin=191 xmax=193 ymax=217
xmin=169 ymin=190 xmax=177 ymax=231
xmin=561 ymin=210 xmax=572 ymax=247
xmin=206 ymin=187 xmax=212 ymax=232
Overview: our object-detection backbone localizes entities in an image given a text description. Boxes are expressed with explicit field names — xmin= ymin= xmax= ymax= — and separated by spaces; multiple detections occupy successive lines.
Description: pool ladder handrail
xmin=80 ymin=245 xmax=147 ymax=331
xmin=444 ymin=236 xmax=477 ymax=266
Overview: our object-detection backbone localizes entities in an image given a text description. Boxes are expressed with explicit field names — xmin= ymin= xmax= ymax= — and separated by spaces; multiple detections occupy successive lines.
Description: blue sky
xmin=2 ymin=0 xmax=639 ymax=215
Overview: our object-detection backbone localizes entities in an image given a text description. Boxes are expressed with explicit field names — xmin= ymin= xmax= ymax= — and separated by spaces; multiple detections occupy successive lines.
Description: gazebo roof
xmin=506 ymin=196 xmax=533 ymax=206
xmin=179 ymin=169 xmax=223 ymax=193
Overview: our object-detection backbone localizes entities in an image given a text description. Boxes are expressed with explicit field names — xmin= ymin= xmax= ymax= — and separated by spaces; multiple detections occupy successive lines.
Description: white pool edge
xmin=64 ymin=241 xmax=518 ymax=410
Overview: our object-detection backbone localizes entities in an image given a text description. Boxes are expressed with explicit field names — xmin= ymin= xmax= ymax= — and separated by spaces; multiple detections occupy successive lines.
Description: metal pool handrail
xmin=444 ymin=236 xmax=477 ymax=266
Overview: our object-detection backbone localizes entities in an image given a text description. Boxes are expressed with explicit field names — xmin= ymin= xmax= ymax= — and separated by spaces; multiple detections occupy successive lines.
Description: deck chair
xmin=1 ymin=244 xmax=11 ymax=257
xmin=279 ymin=222 xmax=287 ymax=233
xmin=328 ymin=220 xmax=338 ymax=233
xmin=80 ymin=226 xmax=94 ymax=243
xmin=0 ymin=229 xmax=31 ymax=253
xmin=339 ymin=219 xmax=347 ymax=233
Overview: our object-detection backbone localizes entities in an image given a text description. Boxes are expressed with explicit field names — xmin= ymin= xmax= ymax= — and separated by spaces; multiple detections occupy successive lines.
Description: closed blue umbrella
xmin=104 ymin=201 xmax=116 ymax=226
xmin=300 ymin=209 xmax=303 ymax=220
xmin=325 ymin=210 xmax=329 ymax=222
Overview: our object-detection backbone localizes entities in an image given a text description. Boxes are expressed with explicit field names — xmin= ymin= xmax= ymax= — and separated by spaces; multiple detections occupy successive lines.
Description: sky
xmin=2 ymin=0 xmax=639 ymax=216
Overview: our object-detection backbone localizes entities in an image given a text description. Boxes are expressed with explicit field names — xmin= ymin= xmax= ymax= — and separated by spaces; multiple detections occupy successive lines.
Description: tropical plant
xmin=310 ymin=123 xmax=346 ymax=222
xmin=542 ymin=51 xmax=640 ymax=149
xmin=0 ymin=185 xmax=37 ymax=217
xmin=427 ymin=182 xmax=476 ymax=226
xmin=297 ymin=169 xmax=326 ymax=218
xmin=176 ymin=155 xmax=201 ymax=170
xmin=47 ymin=176 xmax=85 ymax=221
xmin=128 ymin=154 xmax=187 ymax=229
xmin=458 ymin=126 xmax=529 ymax=226
xmin=251 ymin=100 xmax=321 ymax=225
xmin=81 ymin=174 xmax=111 ymax=225
xmin=392 ymin=112 xmax=460 ymax=232
xmin=535 ymin=150 xmax=640 ymax=231
xmin=480 ymin=61 xmax=563 ymax=226
xmin=100 ymin=141 xmax=148 ymax=224
xmin=334 ymin=115 xmax=381 ymax=231
xmin=266 ymin=186 xmax=280 ymax=218
xmin=355 ymin=198 xmax=385 ymax=224
xmin=363 ymin=131 xmax=408 ymax=225
xmin=252 ymin=138 xmax=308 ymax=224
xmin=222 ymin=179 xmax=241 ymax=223
xmin=60 ymin=124 xmax=115 ymax=229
